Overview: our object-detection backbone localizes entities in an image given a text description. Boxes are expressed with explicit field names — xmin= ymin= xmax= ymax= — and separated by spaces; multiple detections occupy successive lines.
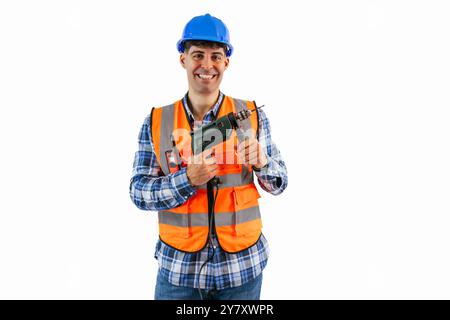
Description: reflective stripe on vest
xmin=151 ymin=95 xmax=262 ymax=253
xmin=159 ymin=206 xmax=260 ymax=227
xmin=159 ymin=103 xmax=175 ymax=176
xmin=196 ymin=169 xmax=253 ymax=190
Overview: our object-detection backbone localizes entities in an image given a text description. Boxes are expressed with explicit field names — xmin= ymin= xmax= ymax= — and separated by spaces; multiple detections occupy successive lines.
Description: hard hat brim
xmin=177 ymin=37 xmax=233 ymax=57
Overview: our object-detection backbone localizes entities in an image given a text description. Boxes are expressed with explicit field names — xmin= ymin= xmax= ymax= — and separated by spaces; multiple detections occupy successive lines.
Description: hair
xmin=183 ymin=40 xmax=228 ymax=55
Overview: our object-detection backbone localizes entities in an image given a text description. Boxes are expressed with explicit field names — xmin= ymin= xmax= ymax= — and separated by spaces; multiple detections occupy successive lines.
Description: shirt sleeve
xmin=253 ymin=109 xmax=288 ymax=195
xmin=129 ymin=115 xmax=197 ymax=211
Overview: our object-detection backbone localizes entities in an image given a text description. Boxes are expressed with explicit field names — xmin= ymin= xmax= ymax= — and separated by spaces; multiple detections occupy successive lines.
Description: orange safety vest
xmin=150 ymin=95 xmax=263 ymax=253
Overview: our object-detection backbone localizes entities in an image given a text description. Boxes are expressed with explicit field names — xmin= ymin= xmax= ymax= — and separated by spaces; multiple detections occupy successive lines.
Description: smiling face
xmin=180 ymin=44 xmax=229 ymax=95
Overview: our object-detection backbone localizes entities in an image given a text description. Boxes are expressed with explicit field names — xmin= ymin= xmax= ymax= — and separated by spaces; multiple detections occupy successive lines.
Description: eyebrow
xmin=190 ymin=50 xmax=224 ymax=56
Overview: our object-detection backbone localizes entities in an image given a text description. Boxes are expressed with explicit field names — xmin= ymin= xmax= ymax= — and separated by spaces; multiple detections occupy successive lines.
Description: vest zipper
xmin=206 ymin=180 xmax=215 ymax=241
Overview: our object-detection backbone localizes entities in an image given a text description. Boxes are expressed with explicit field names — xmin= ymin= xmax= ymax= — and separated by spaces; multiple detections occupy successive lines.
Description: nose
xmin=201 ymin=56 xmax=214 ymax=69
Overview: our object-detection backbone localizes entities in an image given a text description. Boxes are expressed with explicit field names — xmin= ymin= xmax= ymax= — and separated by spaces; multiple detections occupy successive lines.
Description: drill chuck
xmin=235 ymin=105 xmax=265 ymax=122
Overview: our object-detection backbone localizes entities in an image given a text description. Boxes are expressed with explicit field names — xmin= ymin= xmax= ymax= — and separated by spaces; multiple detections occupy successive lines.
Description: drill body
xmin=190 ymin=107 xmax=260 ymax=155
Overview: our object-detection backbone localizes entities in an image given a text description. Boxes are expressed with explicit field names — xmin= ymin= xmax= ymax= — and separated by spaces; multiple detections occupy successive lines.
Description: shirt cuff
xmin=171 ymin=167 xmax=197 ymax=201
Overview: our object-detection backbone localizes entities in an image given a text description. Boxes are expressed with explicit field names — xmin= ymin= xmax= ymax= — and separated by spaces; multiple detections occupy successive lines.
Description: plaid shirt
xmin=130 ymin=92 xmax=288 ymax=290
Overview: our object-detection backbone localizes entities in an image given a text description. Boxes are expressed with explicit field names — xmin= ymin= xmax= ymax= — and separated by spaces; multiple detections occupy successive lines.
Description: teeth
xmin=198 ymin=74 xmax=215 ymax=79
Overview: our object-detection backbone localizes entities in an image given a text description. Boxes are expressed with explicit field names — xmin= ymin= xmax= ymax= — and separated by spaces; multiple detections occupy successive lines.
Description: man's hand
xmin=237 ymin=137 xmax=268 ymax=169
xmin=186 ymin=148 xmax=218 ymax=186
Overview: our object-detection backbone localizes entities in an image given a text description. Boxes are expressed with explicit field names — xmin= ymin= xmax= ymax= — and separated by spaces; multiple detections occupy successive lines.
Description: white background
xmin=0 ymin=0 xmax=449 ymax=299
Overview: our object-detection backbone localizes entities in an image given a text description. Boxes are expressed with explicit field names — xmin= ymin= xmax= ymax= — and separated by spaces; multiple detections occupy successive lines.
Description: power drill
xmin=191 ymin=105 xmax=265 ymax=155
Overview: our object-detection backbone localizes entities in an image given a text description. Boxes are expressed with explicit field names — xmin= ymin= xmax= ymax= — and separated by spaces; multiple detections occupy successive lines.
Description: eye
xmin=212 ymin=55 xmax=222 ymax=61
xmin=193 ymin=53 xmax=203 ymax=60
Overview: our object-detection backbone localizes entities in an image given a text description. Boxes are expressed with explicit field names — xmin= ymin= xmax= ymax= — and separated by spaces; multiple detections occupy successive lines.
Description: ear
xmin=224 ymin=57 xmax=230 ymax=70
xmin=179 ymin=53 xmax=186 ymax=69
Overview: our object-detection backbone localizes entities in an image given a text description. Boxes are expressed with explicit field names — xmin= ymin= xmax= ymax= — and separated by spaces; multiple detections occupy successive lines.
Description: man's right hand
xmin=186 ymin=148 xmax=218 ymax=186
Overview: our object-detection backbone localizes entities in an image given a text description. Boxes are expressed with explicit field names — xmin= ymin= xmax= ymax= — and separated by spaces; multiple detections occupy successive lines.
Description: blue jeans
xmin=154 ymin=271 xmax=263 ymax=300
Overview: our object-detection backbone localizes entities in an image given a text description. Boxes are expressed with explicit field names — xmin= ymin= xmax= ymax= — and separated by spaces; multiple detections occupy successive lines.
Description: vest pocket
xmin=232 ymin=184 xmax=262 ymax=236
xmin=233 ymin=184 xmax=261 ymax=208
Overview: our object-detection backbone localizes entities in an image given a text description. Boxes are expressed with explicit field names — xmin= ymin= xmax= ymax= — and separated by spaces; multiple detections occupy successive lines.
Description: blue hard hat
xmin=177 ymin=13 xmax=233 ymax=57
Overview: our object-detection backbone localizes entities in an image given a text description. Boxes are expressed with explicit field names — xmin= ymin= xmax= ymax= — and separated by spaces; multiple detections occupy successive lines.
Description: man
xmin=130 ymin=13 xmax=287 ymax=300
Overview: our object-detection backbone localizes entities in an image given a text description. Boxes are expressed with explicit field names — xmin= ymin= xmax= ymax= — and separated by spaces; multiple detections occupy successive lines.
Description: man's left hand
xmin=236 ymin=137 xmax=268 ymax=169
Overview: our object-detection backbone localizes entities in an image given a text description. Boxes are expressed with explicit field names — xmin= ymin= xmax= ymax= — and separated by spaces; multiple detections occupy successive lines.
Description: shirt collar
xmin=182 ymin=91 xmax=224 ymax=122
